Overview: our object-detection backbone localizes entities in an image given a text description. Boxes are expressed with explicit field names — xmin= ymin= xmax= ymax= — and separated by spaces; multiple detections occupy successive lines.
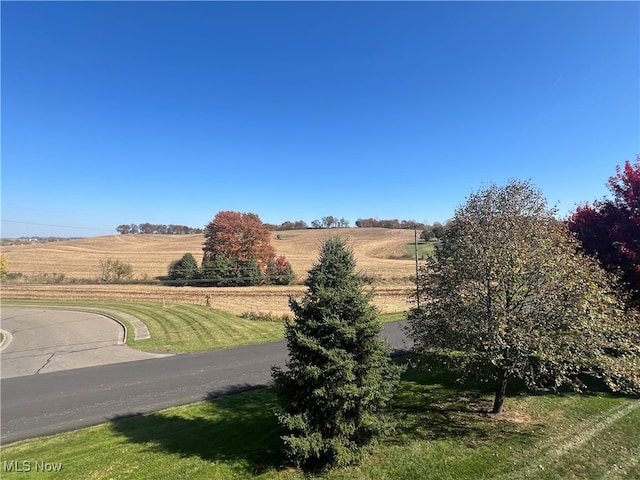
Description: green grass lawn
xmin=401 ymin=241 xmax=435 ymax=260
xmin=0 ymin=299 xmax=404 ymax=352
xmin=2 ymin=364 xmax=638 ymax=479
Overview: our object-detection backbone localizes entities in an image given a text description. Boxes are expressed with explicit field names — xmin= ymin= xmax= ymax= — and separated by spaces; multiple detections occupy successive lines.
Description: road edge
xmin=0 ymin=329 xmax=14 ymax=352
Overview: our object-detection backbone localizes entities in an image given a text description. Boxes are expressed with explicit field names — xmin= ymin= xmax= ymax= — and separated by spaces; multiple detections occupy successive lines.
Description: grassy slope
xmin=1 ymin=299 xmax=283 ymax=351
xmin=0 ymin=299 xmax=404 ymax=352
xmin=2 ymin=367 xmax=638 ymax=479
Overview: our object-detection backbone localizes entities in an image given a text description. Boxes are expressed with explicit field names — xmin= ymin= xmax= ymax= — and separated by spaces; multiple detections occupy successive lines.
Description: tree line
xmin=116 ymin=223 xmax=204 ymax=235
xmin=270 ymin=217 xmax=437 ymax=230
xmin=117 ymin=218 xmax=450 ymax=235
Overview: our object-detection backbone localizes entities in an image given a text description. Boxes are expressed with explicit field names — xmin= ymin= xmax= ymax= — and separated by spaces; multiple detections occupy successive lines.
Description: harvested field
xmin=1 ymin=228 xmax=418 ymax=314
xmin=1 ymin=284 xmax=414 ymax=316
xmin=2 ymin=228 xmax=417 ymax=281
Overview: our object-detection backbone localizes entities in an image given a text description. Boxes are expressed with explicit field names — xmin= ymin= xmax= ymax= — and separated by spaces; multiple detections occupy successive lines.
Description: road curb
xmin=0 ymin=329 xmax=14 ymax=352
xmin=0 ymin=305 xmax=151 ymax=342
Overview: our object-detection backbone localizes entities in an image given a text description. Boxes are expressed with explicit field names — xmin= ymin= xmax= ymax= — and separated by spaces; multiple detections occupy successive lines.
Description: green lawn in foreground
xmin=0 ymin=299 xmax=404 ymax=352
xmin=1 ymin=299 xmax=283 ymax=352
xmin=2 ymin=365 xmax=638 ymax=479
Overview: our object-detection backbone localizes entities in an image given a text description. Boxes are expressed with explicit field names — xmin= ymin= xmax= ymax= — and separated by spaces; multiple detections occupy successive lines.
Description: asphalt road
xmin=1 ymin=308 xmax=170 ymax=379
xmin=1 ymin=320 xmax=411 ymax=444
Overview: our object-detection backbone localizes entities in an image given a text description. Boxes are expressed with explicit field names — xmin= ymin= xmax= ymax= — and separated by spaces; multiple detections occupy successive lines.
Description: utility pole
xmin=414 ymin=225 xmax=420 ymax=309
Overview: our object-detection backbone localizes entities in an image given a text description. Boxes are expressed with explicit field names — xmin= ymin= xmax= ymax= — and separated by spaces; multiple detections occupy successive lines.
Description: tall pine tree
xmin=271 ymin=237 xmax=403 ymax=472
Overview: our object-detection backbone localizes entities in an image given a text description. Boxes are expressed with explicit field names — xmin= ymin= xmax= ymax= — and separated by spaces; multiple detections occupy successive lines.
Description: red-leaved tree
xmin=203 ymin=211 xmax=276 ymax=270
xmin=202 ymin=211 xmax=294 ymax=285
xmin=568 ymin=156 xmax=640 ymax=302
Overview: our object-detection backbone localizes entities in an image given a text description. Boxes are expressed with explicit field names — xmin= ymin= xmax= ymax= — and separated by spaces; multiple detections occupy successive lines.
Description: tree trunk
xmin=492 ymin=367 xmax=508 ymax=414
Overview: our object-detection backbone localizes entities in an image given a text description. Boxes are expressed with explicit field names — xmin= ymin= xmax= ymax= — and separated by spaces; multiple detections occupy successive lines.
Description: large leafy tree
xmin=202 ymin=211 xmax=290 ymax=285
xmin=203 ymin=211 xmax=275 ymax=269
xmin=407 ymin=180 xmax=632 ymax=413
xmin=272 ymin=237 xmax=403 ymax=472
xmin=567 ymin=157 xmax=640 ymax=303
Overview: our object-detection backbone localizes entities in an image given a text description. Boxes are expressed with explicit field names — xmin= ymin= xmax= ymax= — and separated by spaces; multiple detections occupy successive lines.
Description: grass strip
xmin=1 ymin=298 xmax=404 ymax=352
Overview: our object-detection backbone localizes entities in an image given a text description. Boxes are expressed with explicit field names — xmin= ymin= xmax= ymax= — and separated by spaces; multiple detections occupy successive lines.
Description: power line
xmin=1 ymin=220 xmax=113 ymax=232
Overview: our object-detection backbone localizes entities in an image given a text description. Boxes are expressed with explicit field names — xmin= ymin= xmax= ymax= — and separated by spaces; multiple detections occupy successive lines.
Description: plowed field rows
xmin=2 ymin=228 xmax=419 ymax=314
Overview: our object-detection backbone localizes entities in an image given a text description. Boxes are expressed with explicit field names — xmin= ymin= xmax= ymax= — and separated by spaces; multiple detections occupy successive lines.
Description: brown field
xmin=1 ymin=228 xmax=419 ymax=315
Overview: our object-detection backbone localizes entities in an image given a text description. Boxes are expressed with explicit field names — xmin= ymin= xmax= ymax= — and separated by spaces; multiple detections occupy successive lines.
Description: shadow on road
xmin=108 ymin=383 xmax=285 ymax=475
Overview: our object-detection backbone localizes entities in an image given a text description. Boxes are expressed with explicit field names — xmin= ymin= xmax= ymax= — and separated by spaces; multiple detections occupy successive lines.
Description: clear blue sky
xmin=2 ymin=1 xmax=638 ymax=238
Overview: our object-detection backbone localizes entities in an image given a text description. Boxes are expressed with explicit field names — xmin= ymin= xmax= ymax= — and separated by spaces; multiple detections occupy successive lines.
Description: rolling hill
xmin=1 ymin=229 xmax=421 ymax=315
xmin=2 ymin=228 xmax=419 ymax=282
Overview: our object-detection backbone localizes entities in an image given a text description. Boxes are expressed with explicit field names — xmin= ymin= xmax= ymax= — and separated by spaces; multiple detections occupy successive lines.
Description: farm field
xmin=1 ymin=228 xmax=418 ymax=281
xmin=1 ymin=228 xmax=420 ymax=315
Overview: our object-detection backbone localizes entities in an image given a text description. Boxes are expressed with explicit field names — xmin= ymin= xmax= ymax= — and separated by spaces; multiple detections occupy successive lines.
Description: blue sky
xmin=2 ymin=1 xmax=638 ymax=237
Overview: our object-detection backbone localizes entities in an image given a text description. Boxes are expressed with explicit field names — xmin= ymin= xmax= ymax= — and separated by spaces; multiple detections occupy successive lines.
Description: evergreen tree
xmin=168 ymin=253 xmax=200 ymax=286
xmin=232 ymin=257 xmax=263 ymax=286
xmin=272 ymin=237 xmax=403 ymax=472
xmin=201 ymin=254 xmax=232 ymax=286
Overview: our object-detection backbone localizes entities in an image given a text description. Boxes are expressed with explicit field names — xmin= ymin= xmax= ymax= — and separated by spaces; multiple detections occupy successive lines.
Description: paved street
xmin=1 ymin=308 xmax=170 ymax=379
xmin=0 ymin=309 xmax=410 ymax=444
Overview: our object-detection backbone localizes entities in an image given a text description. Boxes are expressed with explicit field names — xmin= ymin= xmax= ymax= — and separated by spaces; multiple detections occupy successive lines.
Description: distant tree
xmin=201 ymin=257 xmax=264 ymax=286
xmin=137 ymin=223 xmax=153 ymax=234
xmin=231 ymin=258 xmax=263 ymax=286
xmin=265 ymin=255 xmax=294 ymax=285
xmin=272 ymin=220 xmax=309 ymax=231
xmin=99 ymin=258 xmax=133 ymax=283
xmin=355 ymin=218 xmax=376 ymax=228
xmin=201 ymin=254 xmax=232 ymax=286
xmin=420 ymin=227 xmax=434 ymax=242
xmin=168 ymin=253 xmax=200 ymax=286
xmin=355 ymin=218 xmax=424 ymax=229
xmin=202 ymin=211 xmax=275 ymax=271
xmin=431 ymin=221 xmax=445 ymax=239
xmin=311 ymin=219 xmax=322 ymax=229
xmin=407 ymin=180 xmax=633 ymax=414
xmin=272 ymin=237 xmax=403 ymax=472
xmin=116 ymin=224 xmax=131 ymax=234
xmin=0 ymin=253 xmax=8 ymax=279
xmin=201 ymin=211 xmax=290 ymax=286
xmin=322 ymin=216 xmax=336 ymax=228
xmin=567 ymin=157 xmax=640 ymax=303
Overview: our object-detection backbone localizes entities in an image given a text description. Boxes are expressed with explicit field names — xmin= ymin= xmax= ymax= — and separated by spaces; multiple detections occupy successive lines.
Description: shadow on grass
xmin=108 ymin=363 xmax=549 ymax=475
xmin=390 ymin=364 xmax=541 ymax=446
xmin=109 ymin=384 xmax=286 ymax=475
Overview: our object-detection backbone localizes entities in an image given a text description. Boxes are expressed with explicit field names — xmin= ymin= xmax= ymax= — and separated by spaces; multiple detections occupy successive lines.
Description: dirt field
xmin=1 ymin=284 xmax=415 ymax=315
xmin=2 ymin=228 xmax=418 ymax=281
xmin=1 ymin=228 xmax=419 ymax=315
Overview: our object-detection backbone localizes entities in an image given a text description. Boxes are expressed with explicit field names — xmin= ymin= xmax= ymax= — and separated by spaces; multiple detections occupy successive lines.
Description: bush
xmin=99 ymin=258 xmax=133 ymax=283
xmin=168 ymin=253 xmax=200 ymax=286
